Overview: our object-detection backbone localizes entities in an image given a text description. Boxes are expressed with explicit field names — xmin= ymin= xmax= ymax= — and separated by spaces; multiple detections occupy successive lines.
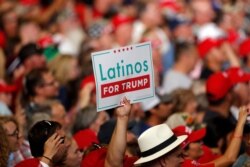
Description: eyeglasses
xmin=7 ymin=128 xmax=19 ymax=138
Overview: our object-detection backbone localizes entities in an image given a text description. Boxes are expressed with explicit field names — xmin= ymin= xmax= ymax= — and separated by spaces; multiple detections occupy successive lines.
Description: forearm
xmin=213 ymin=119 xmax=244 ymax=166
xmin=105 ymin=116 xmax=129 ymax=167
xmin=37 ymin=0 xmax=64 ymax=24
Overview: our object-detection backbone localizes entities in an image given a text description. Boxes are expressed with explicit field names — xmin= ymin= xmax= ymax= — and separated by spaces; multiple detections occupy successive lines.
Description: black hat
xmin=167 ymin=16 xmax=190 ymax=30
xmin=98 ymin=119 xmax=136 ymax=144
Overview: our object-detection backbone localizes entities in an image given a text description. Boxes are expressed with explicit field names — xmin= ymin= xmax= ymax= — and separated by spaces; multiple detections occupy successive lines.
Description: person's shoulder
xmin=15 ymin=158 xmax=40 ymax=167
xmin=203 ymin=109 xmax=220 ymax=122
xmin=81 ymin=147 xmax=138 ymax=167
xmin=182 ymin=159 xmax=215 ymax=167
xmin=81 ymin=147 xmax=107 ymax=167
xmin=124 ymin=156 xmax=138 ymax=167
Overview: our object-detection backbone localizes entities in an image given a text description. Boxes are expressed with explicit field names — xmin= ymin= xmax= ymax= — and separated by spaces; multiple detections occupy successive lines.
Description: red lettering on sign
xmin=101 ymin=75 xmax=150 ymax=98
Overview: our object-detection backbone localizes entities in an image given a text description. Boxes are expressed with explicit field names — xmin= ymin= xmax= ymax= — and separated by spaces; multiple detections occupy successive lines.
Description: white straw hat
xmin=134 ymin=124 xmax=187 ymax=165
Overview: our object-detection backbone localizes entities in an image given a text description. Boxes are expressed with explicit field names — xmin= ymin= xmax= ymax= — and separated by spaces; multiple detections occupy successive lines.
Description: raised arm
xmin=105 ymin=97 xmax=131 ymax=167
xmin=221 ymin=42 xmax=240 ymax=67
xmin=210 ymin=105 xmax=248 ymax=167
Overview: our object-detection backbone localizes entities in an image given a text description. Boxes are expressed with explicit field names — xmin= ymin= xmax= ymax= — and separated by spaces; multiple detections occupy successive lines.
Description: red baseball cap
xmin=172 ymin=126 xmax=206 ymax=148
xmin=0 ymin=83 xmax=16 ymax=93
xmin=206 ymin=72 xmax=233 ymax=101
xmin=73 ymin=129 xmax=99 ymax=150
xmin=225 ymin=67 xmax=250 ymax=85
xmin=239 ymin=38 xmax=250 ymax=57
xmin=198 ymin=38 xmax=224 ymax=59
xmin=15 ymin=158 xmax=40 ymax=167
xmin=112 ymin=14 xmax=134 ymax=30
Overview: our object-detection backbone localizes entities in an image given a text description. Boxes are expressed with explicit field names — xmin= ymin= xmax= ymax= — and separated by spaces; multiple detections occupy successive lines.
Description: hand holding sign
xmin=116 ymin=97 xmax=131 ymax=118
xmin=92 ymin=42 xmax=155 ymax=111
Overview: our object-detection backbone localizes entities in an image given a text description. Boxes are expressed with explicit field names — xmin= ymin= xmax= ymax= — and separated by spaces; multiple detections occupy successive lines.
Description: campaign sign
xmin=91 ymin=42 xmax=155 ymax=111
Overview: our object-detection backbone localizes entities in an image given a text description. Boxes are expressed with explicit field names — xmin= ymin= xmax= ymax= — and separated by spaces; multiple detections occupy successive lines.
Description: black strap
xmin=141 ymin=135 xmax=177 ymax=157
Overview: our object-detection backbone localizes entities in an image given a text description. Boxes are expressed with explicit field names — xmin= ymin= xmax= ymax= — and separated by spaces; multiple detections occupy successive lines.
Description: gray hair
xmin=29 ymin=112 xmax=52 ymax=129
xmin=73 ymin=106 xmax=98 ymax=134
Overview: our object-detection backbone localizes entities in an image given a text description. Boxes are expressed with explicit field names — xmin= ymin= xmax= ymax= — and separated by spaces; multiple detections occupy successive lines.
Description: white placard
xmin=91 ymin=42 xmax=155 ymax=111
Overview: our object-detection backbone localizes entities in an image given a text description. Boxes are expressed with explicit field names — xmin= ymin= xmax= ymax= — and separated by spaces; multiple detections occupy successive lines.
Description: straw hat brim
xmin=134 ymin=135 xmax=187 ymax=165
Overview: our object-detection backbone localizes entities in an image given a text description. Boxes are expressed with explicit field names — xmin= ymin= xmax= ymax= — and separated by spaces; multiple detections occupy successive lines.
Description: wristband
xmin=42 ymin=155 xmax=52 ymax=162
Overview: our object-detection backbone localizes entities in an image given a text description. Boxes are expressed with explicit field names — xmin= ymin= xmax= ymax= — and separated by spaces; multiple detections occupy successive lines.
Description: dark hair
xmin=243 ymin=125 xmax=250 ymax=135
xmin=203 ymin=117 xmax=234 ymax=150
xmin=144 ymin=104 xmax=160 ymax=120
xmin=40 ymin=0 xmax=53 ymax=7
xmin=136 ymin=0 xmax=154 ymax=18
xmin=206 ymin=93 xmax=226 ymax=106
xmin=174 ymin=41 xmax=195 ymax=62
xmin=21 ymin=68 xmax=49 ymax=107
xmin=28 ymin=120 xmax=61 ymax=157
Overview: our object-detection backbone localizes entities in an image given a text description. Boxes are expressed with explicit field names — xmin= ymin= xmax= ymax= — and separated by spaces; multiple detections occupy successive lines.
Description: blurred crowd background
xmin=1 ymin=0 xmax=250 ymax=166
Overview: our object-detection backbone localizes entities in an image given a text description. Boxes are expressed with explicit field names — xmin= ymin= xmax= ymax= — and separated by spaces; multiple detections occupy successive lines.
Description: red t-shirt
xmin=198 ymin=145 xmax=220 ymax=163
xmin=15 ymin=158 xmax=41 ymax=167
xmin=81 ymin=147 xmax=138 ymax=167
xmin=182 ymin=159 xmax=215 ymax=167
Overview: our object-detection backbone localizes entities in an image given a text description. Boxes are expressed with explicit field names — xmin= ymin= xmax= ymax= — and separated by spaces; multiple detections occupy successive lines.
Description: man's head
xmin=73 ymin=106 xmax=108 ymax=134
xmin=141 ymin=95 xmax=174 ymax=123
xmin=28 ymin=120 xmax=68 ymax=166
xmin=23 ymin=68 xmax=59 ymax=101
xmin=173 ymin=126 xmax=206 ymax=160
xmin=112 ymin=14 xmax=133 ymax=46
xmin=18 ymin=43 xmax=46 ymax=72
xmin=47 ymin=100 xmax=70 ymax=132
xmin=62 ymin=139 xmax=82 ymax=167
xmin=226 ymin=67 xmax=250 ymax=106
xmin=87 ymin=21 xmax=113 ymax=50
xmin=134 ymin=124 xmax=187 ymax=167
xmin=171 ymin=89 xmax=197 ymax=114
xmin=174 ymin=42 xmax=198 ymax=73
xmin=168 ymin=17 xmax=193 ymax=42
xmin=137 ymin=0 xmax=163 ymax=28
xmin=198 ymin=38 xmax=225 ymax=66
xmin=191 ymin=0 xmax=215 ymax=26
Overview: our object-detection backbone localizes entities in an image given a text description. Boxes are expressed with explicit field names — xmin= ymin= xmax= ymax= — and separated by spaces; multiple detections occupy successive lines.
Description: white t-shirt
xmin=161 ymin=69 xmax=192 ymax=94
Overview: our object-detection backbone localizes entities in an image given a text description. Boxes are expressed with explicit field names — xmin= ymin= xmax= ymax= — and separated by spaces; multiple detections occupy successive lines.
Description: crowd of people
xmin=1 ymin=0 xmax=250 ymax=166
